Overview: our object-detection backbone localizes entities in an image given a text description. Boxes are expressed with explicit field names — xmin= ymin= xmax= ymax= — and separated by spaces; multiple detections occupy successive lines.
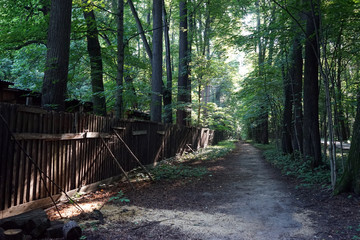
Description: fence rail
xmin=0 ymin=103 xmax=214 ymax=215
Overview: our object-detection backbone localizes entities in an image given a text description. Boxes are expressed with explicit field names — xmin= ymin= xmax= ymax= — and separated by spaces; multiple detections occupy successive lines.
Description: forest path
xmin=83 ymin=142 xmax=319 ymax=239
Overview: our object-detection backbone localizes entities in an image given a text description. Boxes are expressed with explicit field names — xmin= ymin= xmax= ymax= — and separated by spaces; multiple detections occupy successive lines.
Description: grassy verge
xmin=253 ymin=142 xmax=331 ymax=189
xmin=149 ymin=140 xmax=237 ymax=181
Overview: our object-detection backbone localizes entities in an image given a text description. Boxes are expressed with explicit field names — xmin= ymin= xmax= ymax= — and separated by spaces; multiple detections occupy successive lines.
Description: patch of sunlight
xmin=52 ymin=201 xmax=105 ymax=219
xmin=292 ymin=210 xmax=316 ymax=237
xmin=98 ymin=203 xmax=316 ymax=240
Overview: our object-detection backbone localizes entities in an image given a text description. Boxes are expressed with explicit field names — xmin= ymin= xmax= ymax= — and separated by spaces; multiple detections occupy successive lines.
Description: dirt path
xmin=79 ymin=142 xmax=358 ymax=240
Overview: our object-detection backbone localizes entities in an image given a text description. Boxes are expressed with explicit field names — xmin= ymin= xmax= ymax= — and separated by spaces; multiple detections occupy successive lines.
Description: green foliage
xmin=151 ymin=164 xmax=208 ymax=181
xmin=150 ymin=140 xmax=236 ymax=181
xmin=258 ymin=144 xmax=331 ymax=189
xmin=108 ymin=190 xmax=130 ymax=203
xmin=183 ymin=140 xmax=237 ymax=161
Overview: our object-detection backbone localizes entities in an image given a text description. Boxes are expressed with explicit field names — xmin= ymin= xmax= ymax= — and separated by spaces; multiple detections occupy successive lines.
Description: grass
xmin=149 ymin=140 xmax=236 ymax=181
xmin=253 ymin=142 xmax=331 ymax=189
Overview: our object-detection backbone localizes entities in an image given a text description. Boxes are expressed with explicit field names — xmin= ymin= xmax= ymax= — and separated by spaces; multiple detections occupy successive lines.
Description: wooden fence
xmin=0 ymin=103 xmax=214 ymax=216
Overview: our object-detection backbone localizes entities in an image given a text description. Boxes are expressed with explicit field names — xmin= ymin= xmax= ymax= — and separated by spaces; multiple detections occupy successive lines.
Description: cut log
xmin=63 ymin=220 xmax=82 ymax=240
xmin=0 ymin=208 xmax=50 ymax=238
xmin=0 ymin=220 xmax=20 ymax=230
xmin=4 ymin=229 xmax=23 ymax=240
xmin=46 ymin=221 xmax=64 ymax=238
xmin=29 ymin=218 xmax=50 ymax=238
xmin=0 ymin=209 xmax=48 ymax=230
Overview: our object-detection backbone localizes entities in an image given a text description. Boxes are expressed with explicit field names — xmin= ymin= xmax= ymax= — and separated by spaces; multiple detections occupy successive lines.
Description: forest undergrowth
xmin=253 ymin=142 xmax=335 ymax=190
xmin=148 ymin=140 xmax=237 ymax=181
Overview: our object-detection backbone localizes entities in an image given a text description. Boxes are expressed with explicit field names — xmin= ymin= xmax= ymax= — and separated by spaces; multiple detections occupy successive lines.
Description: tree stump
xmin=63 ymin=220 xmax=82 ymax=240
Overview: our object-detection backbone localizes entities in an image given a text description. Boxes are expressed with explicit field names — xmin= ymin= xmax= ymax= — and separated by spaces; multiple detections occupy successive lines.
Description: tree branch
xmin=7 ymin=40 xmax=46 ymax=51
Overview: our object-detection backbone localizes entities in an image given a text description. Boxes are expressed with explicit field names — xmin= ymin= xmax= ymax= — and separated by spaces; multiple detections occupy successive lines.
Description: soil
xmin=46 ymin=141 xmax=360 ymax=240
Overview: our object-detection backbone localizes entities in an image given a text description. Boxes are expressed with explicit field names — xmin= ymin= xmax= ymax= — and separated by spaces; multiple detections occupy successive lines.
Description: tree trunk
xmin=83 ymin=7 xmax=107 ymax=116
xmin=303 ymin=1 xmax=322 ymax=167
xmin=128 ymin=0 xmax=152 ymax=61
xmin=125 ymin=74 xmax=138 ymax=109
xmin=335 ymin=92 xmax=360 ymax=194
xmin=282 ymin=65 xmax=293 ymax=154
xmin=336 ymin=50 xmax=349 ymax=141
xmin=254 ymin=0 xmax=268 ymax=144
xmin=42 ymin=0 xmax=72 ymax=111
xmin=176 ymin=0 xmax=190 ymax=126
xmin=290 ymin=35 xmax=304 ymax=153
xmin=150 ymin=0 xmax=163 ymax=122
xmin=162 ymin=0 xmax=172 ymax=124
xmin=115 ymin=0 xmax=124 ymax=119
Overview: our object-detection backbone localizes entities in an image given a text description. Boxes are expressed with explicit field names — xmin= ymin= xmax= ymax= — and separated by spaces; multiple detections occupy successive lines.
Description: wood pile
xmin=0 ymin=209 xmax=82 ymax=239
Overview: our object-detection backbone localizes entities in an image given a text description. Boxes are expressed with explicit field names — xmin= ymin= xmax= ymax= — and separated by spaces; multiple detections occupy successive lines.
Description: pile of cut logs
xmin=0 ymin=209 xmax=82 ymax=240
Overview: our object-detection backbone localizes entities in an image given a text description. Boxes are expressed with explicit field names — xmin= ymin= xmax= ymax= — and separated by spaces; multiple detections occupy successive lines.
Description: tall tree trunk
xmin=202 ymin=0 xmax=211 ymax=118
xmin=42 ymin=0 xmax=72 ymax=111
xmin=254 ymin=0 xmax=268 ymax=144
xmin=162 ymin=1 xmax=172 ymax=124
xmin=128 ymin=0 xmax=152 ymax=61
xmin=83 ymin=7 xmax=107 ymax=116
xmin=335 ymin=91 xmax=360 ymax=194
xmin=335 ymin=46 xmax=349 ymax=141
xmin=303 ymin=1 xmax=321 ymax=167
xmin=115 ymin=0 xmax=124 ymax=119
xmin=150 ymin=0 xmax=163 ymax=122
xmin=282 ymin=63 xmax=293 ymax=154
xmin=291 ymin=35 xmax=304 ymax=153
xmin=177 ymin=0 xmax=190 ymax=126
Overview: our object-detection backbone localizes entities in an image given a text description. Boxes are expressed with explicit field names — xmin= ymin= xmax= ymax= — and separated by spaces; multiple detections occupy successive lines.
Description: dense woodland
xmin=0 ymin=0 xmax=360 ymax=194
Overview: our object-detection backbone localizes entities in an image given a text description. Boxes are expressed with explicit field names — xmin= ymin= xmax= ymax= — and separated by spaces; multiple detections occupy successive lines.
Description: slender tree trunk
xmin=291 ymin=36 xmax=304 ymax=153
xmin=128 ymin=0 xmax=152 ymax=61
xmin=254 ymin=0 xmax=269 ymax=144
xmin=150 ymin=0 xmax=163 ymax=122
xmin=282 ymin=63 xmax=293 ymax=154
xmin=115 ymin=0 xmax=124 ymax=119
xmin=303 ymin=1 xmax=322 ymax=167
xmin=336 ymin=47 xmax=348 ymax=141
xmin=83 ymin=7 xmax=107 ymax=116
xmin=162 ymin=1 xmax=172 ymax=124
xmin=177 ymin=0 xmax=190 ymax=126
xmin=42 ymin=0 xmax=72 ymax=111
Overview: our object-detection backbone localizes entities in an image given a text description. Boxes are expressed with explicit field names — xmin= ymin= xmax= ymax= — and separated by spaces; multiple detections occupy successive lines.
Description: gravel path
xmin=82 ymin=142 xmax=319 ymax=240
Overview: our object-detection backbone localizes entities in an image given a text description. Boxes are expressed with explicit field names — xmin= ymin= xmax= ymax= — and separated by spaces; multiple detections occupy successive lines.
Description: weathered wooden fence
xmin=0 ymin=103 xmax=213 ymax=215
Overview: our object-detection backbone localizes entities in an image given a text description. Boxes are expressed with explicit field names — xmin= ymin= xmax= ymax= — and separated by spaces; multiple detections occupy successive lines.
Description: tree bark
xmin=290 ymin=35 xmax=304 ymax=153
xmin=254 ymin=0 xmax=268 ymax=144
xmin=128 ymin=0 xmax=152 ymax=61
xmin=150 ymin=0 xmax=163 ymax=122
xmin=282 ymin=65 xmax=293 ymax=154
xmin=42 ymin=0 xmax=72 ymax=111
xmin=176 ymin=0 xmax=190 ymax=126
xmin=83 ymin=7 xmax=107 ymax=116
xmin=115 ymin=0 xmax=124 ymax=119
xmin=303 ymin=1 xmax=322 ymax=167
xmin=163 ymin=1 xmax=172 ymax=124
xmin=335 ymin=92 xmax=360 ymax=194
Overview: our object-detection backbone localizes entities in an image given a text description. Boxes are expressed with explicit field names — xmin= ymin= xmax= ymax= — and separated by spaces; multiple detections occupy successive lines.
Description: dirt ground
xmin=47 ymin=141 xmax=360 ymax=240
